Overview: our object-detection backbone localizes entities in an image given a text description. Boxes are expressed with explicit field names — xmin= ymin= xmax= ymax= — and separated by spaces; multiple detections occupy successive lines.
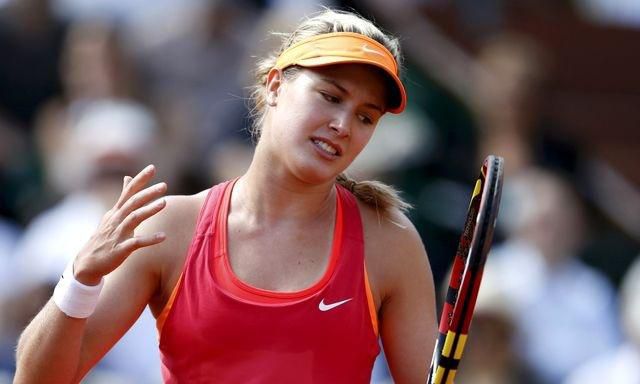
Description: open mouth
xmin=311 ymin=138 xmax=341 ymax=157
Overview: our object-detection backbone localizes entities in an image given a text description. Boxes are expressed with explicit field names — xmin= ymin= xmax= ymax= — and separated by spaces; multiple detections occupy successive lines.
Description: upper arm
xmin=366 ymin=211 xmax=438 ymax=383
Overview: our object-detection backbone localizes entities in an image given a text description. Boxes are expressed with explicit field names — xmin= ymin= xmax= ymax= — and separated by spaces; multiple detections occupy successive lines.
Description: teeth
xmin=314 ymin=139 xmax=337 ymax=155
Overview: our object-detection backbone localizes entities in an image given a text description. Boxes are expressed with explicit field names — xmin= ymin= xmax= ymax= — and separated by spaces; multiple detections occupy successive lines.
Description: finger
xmin=118 ymin=198 xmax=167 ymax=234
xmin=123 ymin=175 xmax=133 ymax=189
xmin=115 ymin=164 xmax=156 ymax=208
xmin=115 ymin=232 xmax=166 ymax=256
xmin=118 ymin=182 xmax=167 ymax=218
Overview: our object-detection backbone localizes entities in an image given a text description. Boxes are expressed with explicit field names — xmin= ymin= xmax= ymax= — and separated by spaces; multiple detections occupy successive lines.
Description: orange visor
xmin=274 ymin=32 xmax=407 ymax=114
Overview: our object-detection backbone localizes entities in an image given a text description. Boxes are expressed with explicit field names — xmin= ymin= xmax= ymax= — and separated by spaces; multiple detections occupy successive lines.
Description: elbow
xmin=14 ymin=341 xmax=33 ymax=384
xmin=14 ymin=330 xmax=29 ymax=377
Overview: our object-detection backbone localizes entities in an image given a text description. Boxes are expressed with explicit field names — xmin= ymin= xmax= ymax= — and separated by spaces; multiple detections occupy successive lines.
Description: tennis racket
xmin=427 ymin=155 xmax=504 ymax=384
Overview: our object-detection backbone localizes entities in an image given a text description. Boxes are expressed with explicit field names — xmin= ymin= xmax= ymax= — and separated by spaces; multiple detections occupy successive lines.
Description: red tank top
xmin=158 ymin=180 xmax=380 ymax=383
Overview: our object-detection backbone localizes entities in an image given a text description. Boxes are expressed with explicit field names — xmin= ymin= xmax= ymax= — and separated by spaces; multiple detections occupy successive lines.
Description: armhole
xmin=156 ymin=271 xmax=184 ymax=336
xmin=154 ymin=187 xmax=217 ymax=337
xmin=364 ymin=261 xmax=379 ymax=337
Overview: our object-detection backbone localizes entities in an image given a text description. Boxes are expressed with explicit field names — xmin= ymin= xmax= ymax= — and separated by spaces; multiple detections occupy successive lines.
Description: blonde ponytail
xmin=336 ymin=173 xmax=411 ymax=218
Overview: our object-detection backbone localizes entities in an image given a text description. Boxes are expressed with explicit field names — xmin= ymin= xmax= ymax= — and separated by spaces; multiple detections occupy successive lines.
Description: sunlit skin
xmin=225 ymin=64 xmax=388 ymax=292
xmin=232 ymin=63 xmax=390 ymax=226
xmin=258 ymin=64 xmax=387 ymax=187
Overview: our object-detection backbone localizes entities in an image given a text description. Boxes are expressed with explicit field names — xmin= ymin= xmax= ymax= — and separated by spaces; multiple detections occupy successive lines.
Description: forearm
xmin=14 ymin=299 xmax=87 ymax=384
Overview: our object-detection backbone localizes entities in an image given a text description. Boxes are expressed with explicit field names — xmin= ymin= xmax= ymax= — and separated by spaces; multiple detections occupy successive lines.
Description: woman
xmin=15 ymin=10 xmax=437 ymax=383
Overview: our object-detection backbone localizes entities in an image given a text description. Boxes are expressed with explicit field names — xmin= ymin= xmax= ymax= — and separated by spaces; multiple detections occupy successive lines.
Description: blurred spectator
xmin=455 ymin=265 xmax=540 ymax=384
xmin=0 ymin=0 xmax=68 ymax=222
xmin=564 ymin=255 xmax=640 ymax=384
xmin=472 ymin=33 xmax=578 ymax=179
xmin=579 ymin=159 xmax=640 ymax=285
xmin=469 ymin=19 xmax=637 ymax=307
xmin=0 ymin=114 xmax=42 ymax=222
xmin=5 ymin=100 xmax=162 ymax=382
xmin=58 ymin=21 xmax=137 ymax=102
xmin=15 ymin=100 xmax=158 ymax=289
xmin=0 ymin=0 xmax=66 ymax=127
xmin=50 ymin=0 xmax=206 ymax=28
xmin=135 ymin=0 xmax=261 ymax=189
xmin=34 ymin=21 xmax=141 ymax=198
xmin=485 ymin=168 xmax=621 ymax=383
xmin=472 ymin=33 xmax=545 ymax=176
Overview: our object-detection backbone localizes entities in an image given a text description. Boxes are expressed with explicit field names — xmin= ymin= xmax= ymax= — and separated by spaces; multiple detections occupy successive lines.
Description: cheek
xmin=264 ymin=106 xmax=320 ymax=158
xmin=350 ymin=127 xmax=376 ymax=156
xmin=272 ymin=115 xmax=313 ymax=150
xmin=277 ymin=99 xmax=327 ymax=139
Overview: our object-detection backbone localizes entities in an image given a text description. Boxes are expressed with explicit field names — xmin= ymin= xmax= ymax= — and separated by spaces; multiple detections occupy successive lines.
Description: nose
xmin=328 ymin=112 xmax=351 ymax=138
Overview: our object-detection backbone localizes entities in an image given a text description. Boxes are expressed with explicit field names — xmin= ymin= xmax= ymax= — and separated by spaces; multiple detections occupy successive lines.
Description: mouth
xmin=310 ymin=137 xmax=341 ymax=157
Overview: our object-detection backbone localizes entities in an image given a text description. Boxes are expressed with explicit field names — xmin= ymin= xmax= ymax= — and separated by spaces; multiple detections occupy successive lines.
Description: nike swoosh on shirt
xmin=319 ymin=298 xmax=353 ymax=312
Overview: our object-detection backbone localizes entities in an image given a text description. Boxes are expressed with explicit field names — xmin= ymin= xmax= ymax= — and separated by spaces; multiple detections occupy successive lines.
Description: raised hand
xmin=73 ymin=164 xmax=168 ymax=285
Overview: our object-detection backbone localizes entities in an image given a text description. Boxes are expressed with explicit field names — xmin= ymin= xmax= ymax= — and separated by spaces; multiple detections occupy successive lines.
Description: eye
xmin=320 ymin=92 xmax=340 ymax=104
xmin=358 ymin=114 xmax=374 ymax=125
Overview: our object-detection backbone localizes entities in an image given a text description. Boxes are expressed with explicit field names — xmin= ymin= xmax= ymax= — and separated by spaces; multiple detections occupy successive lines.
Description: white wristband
xmin=53 ymin=261 xmax=104 ymax=318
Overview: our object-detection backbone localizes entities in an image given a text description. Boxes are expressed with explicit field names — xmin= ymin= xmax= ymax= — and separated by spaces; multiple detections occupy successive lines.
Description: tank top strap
xmin=329 ymin=184 xmax=366 ymax=295
xmin=331 ymin=185 xmax=378 ymax=335
xmin=195 ymin=180 xmax=233 ymax=237
xmin=155 ymin=180 xmax=232 ymax=335
xmin=334 ymin=184 xmax=364 ymax=244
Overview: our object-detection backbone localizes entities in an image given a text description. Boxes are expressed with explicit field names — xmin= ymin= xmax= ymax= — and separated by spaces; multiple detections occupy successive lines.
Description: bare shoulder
xmin=140 ymin=191 xmax=209 ymax=250
xmin=134 ymin=190 xmax=209 ymax=306
xmin=357 ymin=202 xmax=430 ymax=305
xmin=359 ymin=204 xmax=423 ymax=251
xmin=359 ymin=203 xmax=426 ymax=266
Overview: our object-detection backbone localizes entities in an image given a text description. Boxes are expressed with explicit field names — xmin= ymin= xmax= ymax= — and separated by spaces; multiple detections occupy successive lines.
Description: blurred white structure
xmin=485 ymin=169 xmax=621 ymax=383
xmin=12 ymin=100 xmax=162 ymax=383
xmin=576 ymin=0 xmax=640 ymax=28
xmin=564 ymin=256 xmax=640 ymax=384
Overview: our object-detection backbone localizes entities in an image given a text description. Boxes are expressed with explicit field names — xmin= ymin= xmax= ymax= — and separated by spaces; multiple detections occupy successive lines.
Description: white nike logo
xmin=319 ymin=298 xmax=353 ymax=311
xmin=361 ymin=44 xmax=385 ymax=57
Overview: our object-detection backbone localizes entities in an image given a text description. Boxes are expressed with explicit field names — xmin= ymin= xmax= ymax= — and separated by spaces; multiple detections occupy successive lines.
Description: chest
xmin=226 ymin=217 xmax=336 ymax=292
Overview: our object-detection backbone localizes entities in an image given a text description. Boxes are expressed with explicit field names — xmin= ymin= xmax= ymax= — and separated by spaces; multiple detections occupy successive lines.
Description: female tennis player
xmin=15 ymin=9 xmax=437 ymax=383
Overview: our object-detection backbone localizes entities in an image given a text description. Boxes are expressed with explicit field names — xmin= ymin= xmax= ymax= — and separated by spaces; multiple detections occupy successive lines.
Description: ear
xmin=265 ymin=68 xmax=283 ymax=106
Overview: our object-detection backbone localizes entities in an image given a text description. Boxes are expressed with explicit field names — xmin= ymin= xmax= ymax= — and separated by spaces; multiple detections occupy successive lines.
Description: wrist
xmin=73 ymin=261 xmax=103 ymax=286
xmin=53 ymin=261 xmax=104 ymax=318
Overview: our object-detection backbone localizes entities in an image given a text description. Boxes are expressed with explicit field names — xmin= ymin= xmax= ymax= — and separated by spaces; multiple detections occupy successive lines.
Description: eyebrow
xmin=319 ymin=77 xmax=384 ymax=114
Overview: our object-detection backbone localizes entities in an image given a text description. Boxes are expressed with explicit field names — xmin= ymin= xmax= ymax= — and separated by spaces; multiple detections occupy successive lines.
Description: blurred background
xmin=0 ymin=0 xmax=638 ymax=383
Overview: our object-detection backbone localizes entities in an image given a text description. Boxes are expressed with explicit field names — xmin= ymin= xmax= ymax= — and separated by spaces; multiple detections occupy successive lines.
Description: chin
xmin=291 ymin=159 xmax=343 ymax=186
xmin=295 ymin=168 xmax=337 ymax=186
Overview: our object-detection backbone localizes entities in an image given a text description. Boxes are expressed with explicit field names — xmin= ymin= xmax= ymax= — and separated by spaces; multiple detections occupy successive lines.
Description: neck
xmin=234 ymin=154 xmax=336 ymax=224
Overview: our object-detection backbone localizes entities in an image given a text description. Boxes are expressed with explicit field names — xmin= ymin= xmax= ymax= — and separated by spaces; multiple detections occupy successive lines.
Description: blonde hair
xmin=248 ymin=9 xmax=411 ymax=217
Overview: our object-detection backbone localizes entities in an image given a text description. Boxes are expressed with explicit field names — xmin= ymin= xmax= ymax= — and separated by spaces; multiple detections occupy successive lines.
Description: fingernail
xmin=156 ymin=232 xmax=166 ymax=239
